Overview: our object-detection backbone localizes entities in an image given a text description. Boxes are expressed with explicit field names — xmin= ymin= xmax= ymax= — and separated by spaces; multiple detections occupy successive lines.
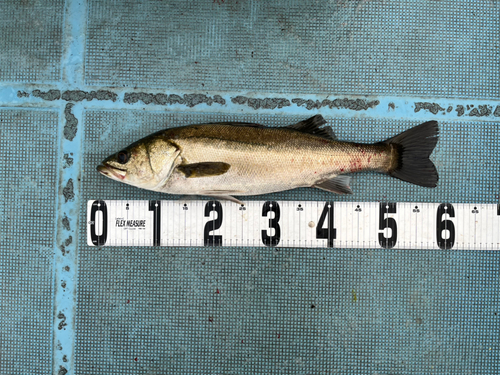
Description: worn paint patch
xmin=62 ymin=179 xmax=75 ymax=202
xmin=63 ymin=103 xmax=78 ymax=141
xmin=31 ymin=89 xmax=116 ymax=102
xmin=57 ymin=312 xmax=67 ymax=330
xmin=60 ymin=236 xmax=73 ymax=255
xmin=414 ymin=102 xmax=445 ymax=115
xmin=292 ymin=97 xmax=379 ymax=111
xmin=61 ymin=90 xmax=117 ymax=102
xmin=230 ymin=96 xmax=379 ymax=111
xmin=124 ymin=92 xmax=225 ymax=107
xmin=32 ymin=89 xmax=61 ymax=101
xmin=231 ymin=96 xmax=291 ymax=110
xmin=63 ymin=153 xmax=73 ymax=168
xmin=62 ymin=215 xmax=71 ymax=231
xmin=469 ymin=105 xmax=492 ymax=117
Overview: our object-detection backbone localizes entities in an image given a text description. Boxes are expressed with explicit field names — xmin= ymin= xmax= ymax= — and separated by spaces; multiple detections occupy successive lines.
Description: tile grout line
xmin=1 ymin=86 xmax=500 ymax=122
xmin=52 ymin=1 xmax=88 ymax=374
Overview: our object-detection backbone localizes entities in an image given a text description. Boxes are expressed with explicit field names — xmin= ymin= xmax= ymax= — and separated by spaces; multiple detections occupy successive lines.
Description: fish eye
xmin=117 ymin=150 xmax=129 ymax=164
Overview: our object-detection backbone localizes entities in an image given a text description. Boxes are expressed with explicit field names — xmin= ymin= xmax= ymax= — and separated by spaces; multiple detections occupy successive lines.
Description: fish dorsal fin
xmin=177 ymin=162 xmax=231 ymax=178
xmin=287 ymin=115 xmax=337 ymax=140
xmin=314 ymin=175 xmax=353 ymax=195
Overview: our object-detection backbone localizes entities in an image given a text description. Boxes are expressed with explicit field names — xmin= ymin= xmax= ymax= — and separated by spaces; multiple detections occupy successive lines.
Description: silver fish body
xmin=97 ymin=115 xmax=438 ymax=201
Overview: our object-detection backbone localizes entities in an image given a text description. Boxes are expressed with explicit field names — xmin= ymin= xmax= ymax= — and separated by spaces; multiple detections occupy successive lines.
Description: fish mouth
xmin=97 ymin=163 xmax=127 ymax=181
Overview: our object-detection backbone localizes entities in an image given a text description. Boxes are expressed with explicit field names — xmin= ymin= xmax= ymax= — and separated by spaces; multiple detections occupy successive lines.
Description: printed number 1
xmin=149 ymin=200 xmax=161 ymax=246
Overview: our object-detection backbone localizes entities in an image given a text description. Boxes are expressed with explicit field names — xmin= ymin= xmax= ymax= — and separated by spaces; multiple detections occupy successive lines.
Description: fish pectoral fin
xmin=177 ymin=162 xmax=231 ymax=178
xmin=287 ymin=115 xmax=337 ymax=140
xmin=314 ymin=175 xmax=353 ymax=195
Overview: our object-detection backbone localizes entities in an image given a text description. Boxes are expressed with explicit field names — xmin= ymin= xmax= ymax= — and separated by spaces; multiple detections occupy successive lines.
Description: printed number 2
xmin=379 ymin=202 xmax=397 ymax=248
xmin=204 ymin=201 xmax=223 ymax=246
xmin=262 ymin=201 xmax=280 ymax=247
xmin=316 ymin=202 xmax=336 ymax=247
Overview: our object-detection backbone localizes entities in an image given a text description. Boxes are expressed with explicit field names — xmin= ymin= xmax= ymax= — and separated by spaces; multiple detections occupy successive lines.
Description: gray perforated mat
xmin=0 ymin=1 xmax=498 ymax=374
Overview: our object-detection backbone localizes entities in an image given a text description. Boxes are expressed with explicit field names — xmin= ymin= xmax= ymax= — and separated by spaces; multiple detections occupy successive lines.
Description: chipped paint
xmin=32 ymin=89 xmax=61 ymax=101
xmin=57 ymin=312 xmax=67 ymax=330
xmin=414 ymin=102 xmax=445 ymax=115
xmin=63 ymin=153 xmax=73 ymax=168
xmin=230 ymin=96 xmax=379 ymax=111
xmin=61 ymin=215 xmax=71 ymax=231
xmin=62 ymin=179 xmax=75 ymax=202
xmin=61 ymin=90 xmax=117 ymax=102
xmin=124 ymin=92 xmax=225 ymax=107
xmin=231 ymin=96 xmax=290 ymax=109
xmin=31 ymin=89 xmax=117 ymax=102
xmin=469 ymin=105 xmax=492 ymax=117
xmin=292 ymin=97 xmax=379 ymax=111
xmin=63 ymin=104 xmax=78 ymax=141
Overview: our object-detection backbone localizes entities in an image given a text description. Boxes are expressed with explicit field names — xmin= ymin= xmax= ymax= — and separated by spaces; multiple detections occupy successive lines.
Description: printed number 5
xmin=379 ymin=202 xmax=397 ymax=248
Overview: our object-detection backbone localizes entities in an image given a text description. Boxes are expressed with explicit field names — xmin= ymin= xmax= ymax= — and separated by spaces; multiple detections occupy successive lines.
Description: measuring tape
xmin=87 ymin=200 xmax=500 ymax=250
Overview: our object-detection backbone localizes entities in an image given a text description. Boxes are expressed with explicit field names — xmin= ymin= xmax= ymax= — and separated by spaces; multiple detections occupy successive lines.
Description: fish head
xmin=97 ymin=132 xmax=181 ymax=190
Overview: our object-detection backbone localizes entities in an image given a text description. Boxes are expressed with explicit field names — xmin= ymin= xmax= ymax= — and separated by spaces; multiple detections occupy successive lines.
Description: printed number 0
xmin=89 ymin=200 xmax=107 ymax=246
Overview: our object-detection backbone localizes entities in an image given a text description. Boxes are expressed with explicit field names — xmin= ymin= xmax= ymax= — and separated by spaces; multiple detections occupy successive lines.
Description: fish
xmin=97 ymin=115 xmax=438 ymax=203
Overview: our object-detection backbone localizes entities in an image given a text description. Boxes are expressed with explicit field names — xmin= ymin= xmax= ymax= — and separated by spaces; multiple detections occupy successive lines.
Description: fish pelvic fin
xmin=380 ymin=120 xmax=439 ymax=188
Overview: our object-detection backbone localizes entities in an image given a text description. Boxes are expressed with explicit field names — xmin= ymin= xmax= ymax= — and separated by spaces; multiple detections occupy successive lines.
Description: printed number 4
xmin=316 ymin=202 xmax=336 ymax=247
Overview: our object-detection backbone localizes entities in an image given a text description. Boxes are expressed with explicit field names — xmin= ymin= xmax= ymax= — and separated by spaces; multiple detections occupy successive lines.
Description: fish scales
xmin=162 ymin=124 xmax=390 ymax=195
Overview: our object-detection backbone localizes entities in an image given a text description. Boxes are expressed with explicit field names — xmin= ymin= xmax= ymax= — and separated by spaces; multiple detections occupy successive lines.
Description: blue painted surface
xmin=0 ymin=1 xmax=498 ymax=374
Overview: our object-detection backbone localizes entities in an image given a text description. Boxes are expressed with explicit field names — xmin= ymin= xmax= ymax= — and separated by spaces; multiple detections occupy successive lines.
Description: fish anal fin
xmin=177 ymin=162 xmax=231 ymax=178
xmin=314 ymin=175 xmax=353 ymax=195
xmin=288 ymin=115 xmax=337 ymax=140
xmin=205 ymin=195 xmax=244 ymax=205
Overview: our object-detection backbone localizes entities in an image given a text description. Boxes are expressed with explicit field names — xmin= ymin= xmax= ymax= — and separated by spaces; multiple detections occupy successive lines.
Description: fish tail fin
xmin=382 ymin=121 xmax=439 ymax=187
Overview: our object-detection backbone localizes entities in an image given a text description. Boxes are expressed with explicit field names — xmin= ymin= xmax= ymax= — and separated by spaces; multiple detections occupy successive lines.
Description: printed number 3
xmin=262 ymin=201 xmax=281 ymax=247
